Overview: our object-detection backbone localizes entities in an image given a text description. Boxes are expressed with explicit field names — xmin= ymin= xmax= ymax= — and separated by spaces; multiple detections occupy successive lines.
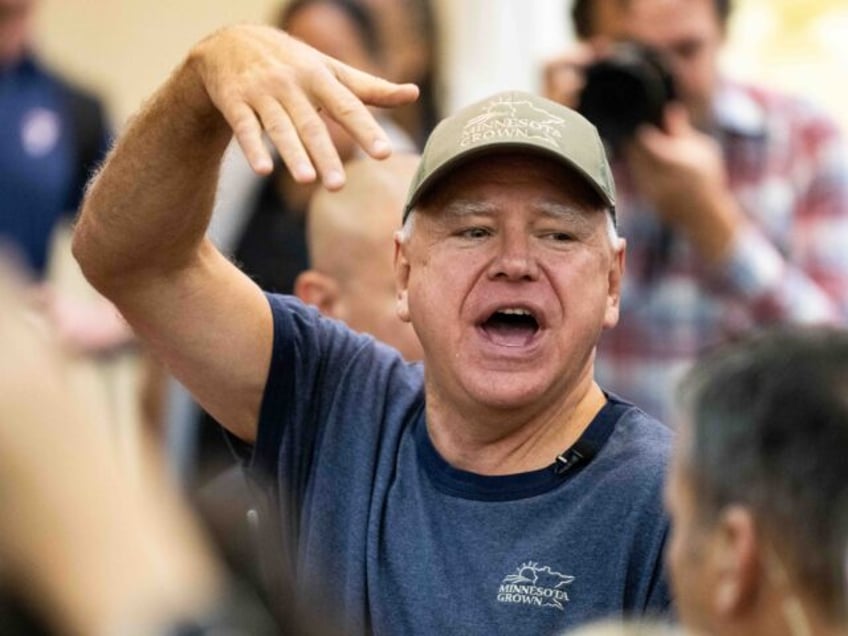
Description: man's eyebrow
xmin=434 ymin=199 xmax=598 ymax=223
xmin=438 ymin=199 xmax=498 ymax=218
xmin=533 ymin=201 xmax=596 ymax=224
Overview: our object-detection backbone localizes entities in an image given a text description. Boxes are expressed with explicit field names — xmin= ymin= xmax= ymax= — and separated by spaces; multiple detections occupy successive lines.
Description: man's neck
xmin=423 ymin=379 xmax=608 ymax=476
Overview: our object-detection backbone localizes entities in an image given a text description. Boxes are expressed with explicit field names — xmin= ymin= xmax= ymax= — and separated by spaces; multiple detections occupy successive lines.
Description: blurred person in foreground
xmin=544 ymin=0 xmax=848 ymax=423
xmin=73 ymin=22 xmax=673 ymax=635
xmin=0 ymin=262 xmax=284 ymax=635
xmin=568 ymin=620 xmax=685 ymax=635
xmin=667 ymin=326 xmax=848 ymax=636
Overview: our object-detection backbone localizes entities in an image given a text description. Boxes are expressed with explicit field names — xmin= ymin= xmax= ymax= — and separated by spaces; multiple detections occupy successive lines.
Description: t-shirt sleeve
xmin=236 ymin=292 xmax=423 ymax=513
xmin=612 ymin=407 xmax=676 ymax=620
xmin=242 ymin=294 xmax=364 ymax=481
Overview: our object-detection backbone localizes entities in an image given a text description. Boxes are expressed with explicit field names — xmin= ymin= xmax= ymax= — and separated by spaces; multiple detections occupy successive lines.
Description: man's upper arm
xmin=119 ymin=239 xmax=272 ymax=442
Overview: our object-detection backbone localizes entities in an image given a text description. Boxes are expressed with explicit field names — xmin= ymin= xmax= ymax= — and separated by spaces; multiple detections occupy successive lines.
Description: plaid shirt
xmin=596 ymin=80 xmax=848 ymax=423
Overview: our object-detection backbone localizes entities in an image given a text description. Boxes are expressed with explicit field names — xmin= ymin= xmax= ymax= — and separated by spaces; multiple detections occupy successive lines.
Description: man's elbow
xmin=72 ymin=204 xmax=109 ymax=292
xmin=71 ymin=196 xmax=133 ymax=298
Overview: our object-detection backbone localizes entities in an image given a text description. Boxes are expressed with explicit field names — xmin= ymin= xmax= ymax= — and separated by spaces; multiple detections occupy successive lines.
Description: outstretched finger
xmin=223 ymin=102 xmax=274 ymax=175
xmin=541 ymin=44 xmax=595 ymax=106
xmin=280 ymin=85 xmax=346 ymax=190
xmin=254 ymin=96 xmax=316 ymax=183
xmin=330 ymin=60 xmax=419 ymax=110
xmin=311 ymin=70 xmax=394 ymax=160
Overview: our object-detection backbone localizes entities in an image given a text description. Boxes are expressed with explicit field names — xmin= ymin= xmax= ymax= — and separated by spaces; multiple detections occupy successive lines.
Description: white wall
xmin=433 ymin=0 xmax=570 ymax=115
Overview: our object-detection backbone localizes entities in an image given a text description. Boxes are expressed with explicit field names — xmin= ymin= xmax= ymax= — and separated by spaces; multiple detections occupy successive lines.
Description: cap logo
xmin=460 ymin=97 xmax=566 ymax=149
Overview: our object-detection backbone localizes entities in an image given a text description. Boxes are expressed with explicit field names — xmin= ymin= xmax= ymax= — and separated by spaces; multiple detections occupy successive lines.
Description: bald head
xmin=298 ymin=154 xmax=423 ymax=361
xmin=308 ymin=154 xmax=420 ymax=281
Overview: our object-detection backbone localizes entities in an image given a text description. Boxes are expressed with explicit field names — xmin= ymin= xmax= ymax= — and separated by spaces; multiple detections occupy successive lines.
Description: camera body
xmin=577 ymin=42 xmax=677 ymax=153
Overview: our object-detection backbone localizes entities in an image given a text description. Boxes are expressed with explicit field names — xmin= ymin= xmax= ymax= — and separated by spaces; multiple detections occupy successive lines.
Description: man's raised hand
xmin=188 ymin=25 xmax=419 ymax=190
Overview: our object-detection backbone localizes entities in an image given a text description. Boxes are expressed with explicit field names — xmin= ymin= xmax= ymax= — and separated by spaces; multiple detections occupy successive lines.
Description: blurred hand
xmin=0 ymin=262 xmax=221 ymax=636
xmin=624 ymin=103 xmax=744 ymax=262
xmin=188 ymin=24 xmax=420 ymax=189
xmin=34 ymin=285 xmax=134 ymax=355
xmin=541 ymin=42 xmax=601 ymax=108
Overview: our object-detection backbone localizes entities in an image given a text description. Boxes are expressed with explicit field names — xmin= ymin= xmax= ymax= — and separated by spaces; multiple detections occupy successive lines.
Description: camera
xmin=577 ymin=42 xmax=677 ymax=153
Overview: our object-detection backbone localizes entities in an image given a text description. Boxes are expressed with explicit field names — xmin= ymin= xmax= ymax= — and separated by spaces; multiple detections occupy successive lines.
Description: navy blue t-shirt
xmin=246 ymin=295 xmax=673 ymax=635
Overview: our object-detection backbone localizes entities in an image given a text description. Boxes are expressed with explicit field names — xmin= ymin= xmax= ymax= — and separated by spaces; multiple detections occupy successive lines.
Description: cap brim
xmin=404 ymin=139 xmax=615 ymax=218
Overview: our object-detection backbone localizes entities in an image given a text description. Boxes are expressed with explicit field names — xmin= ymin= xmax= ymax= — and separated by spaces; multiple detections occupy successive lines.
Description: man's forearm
xmin=73 ymin=57 xmax=232 ymax=295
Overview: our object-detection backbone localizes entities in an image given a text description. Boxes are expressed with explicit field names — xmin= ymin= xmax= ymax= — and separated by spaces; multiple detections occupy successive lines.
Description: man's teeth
xmin=499 ymin=308 xmax=531 ymax=316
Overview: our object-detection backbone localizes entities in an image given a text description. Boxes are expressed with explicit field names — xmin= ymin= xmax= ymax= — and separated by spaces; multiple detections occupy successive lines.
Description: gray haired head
xmin=677 ymin=326 xmax=848 ymax=621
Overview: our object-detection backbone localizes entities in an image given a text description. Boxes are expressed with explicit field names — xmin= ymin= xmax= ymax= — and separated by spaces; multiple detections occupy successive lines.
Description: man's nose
xmin=486 ymin=232 xmax=540 ymax=281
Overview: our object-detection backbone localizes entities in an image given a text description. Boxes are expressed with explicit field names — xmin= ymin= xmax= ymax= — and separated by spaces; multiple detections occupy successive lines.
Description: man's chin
xmin=459 ymin=373 xmax=555 ymax=413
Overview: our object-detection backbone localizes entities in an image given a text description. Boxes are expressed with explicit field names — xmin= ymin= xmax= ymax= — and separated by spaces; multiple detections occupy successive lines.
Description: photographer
xmin=544 ymin=0 xmax=848 ymax=422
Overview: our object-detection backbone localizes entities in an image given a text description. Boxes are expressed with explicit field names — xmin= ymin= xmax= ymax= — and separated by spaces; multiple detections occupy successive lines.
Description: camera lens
xmin=577 ymin=42 xmax=676 ymax=153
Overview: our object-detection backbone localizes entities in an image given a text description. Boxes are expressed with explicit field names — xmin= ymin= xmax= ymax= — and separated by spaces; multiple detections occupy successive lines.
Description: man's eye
xmin=459 ymin=227 xmax=491 ymax=239
xmin=546 ymin=232 xmax=574 ymax=242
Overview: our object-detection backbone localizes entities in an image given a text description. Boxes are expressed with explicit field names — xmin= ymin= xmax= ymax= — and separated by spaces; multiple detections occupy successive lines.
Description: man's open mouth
xmin=480 ymin=307 xmax=540 ymax=347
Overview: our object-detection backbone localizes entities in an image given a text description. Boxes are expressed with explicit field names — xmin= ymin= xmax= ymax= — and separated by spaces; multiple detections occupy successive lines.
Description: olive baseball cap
xmin=402 ymin=90 xmax=616 ymax=222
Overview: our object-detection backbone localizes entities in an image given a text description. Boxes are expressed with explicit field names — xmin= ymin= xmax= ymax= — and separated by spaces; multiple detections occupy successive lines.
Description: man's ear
xmin=294 ymin=270 xmax=342 ymax=319
xmin=394 ymin=232 xmax=411 ymax=323
xmin=712 ymin=505 xmax=760 ymax=619
xmin=603 ymin=237 xmax=626 ymax=329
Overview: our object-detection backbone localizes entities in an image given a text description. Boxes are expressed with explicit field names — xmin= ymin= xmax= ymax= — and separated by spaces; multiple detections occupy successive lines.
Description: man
xmin=73 ymin=25 xmax=672 ymax=634
xmin=544 ymin=0 xmax=848 ymax=423
xmin=295 ymin=154 xmax=423 ymax=361
xmin=668 ymin=327 xmax=848 ymax=636
xmin=1 ymin=0 xmax=110 ymax=277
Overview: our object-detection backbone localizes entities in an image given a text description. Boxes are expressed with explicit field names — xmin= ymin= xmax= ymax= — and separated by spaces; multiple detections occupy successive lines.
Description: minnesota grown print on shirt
xmin=497 ymin=561 xmax=575 ymax=611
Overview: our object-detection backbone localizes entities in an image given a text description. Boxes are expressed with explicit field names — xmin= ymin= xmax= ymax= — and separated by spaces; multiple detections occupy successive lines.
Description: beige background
xmin=723 ymin=0 xmax=848 ymax=131
xmin=33 ymin=0 xmax=282 ymax=126
xmin=33 ymin=1 xmax=848 ymax=131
